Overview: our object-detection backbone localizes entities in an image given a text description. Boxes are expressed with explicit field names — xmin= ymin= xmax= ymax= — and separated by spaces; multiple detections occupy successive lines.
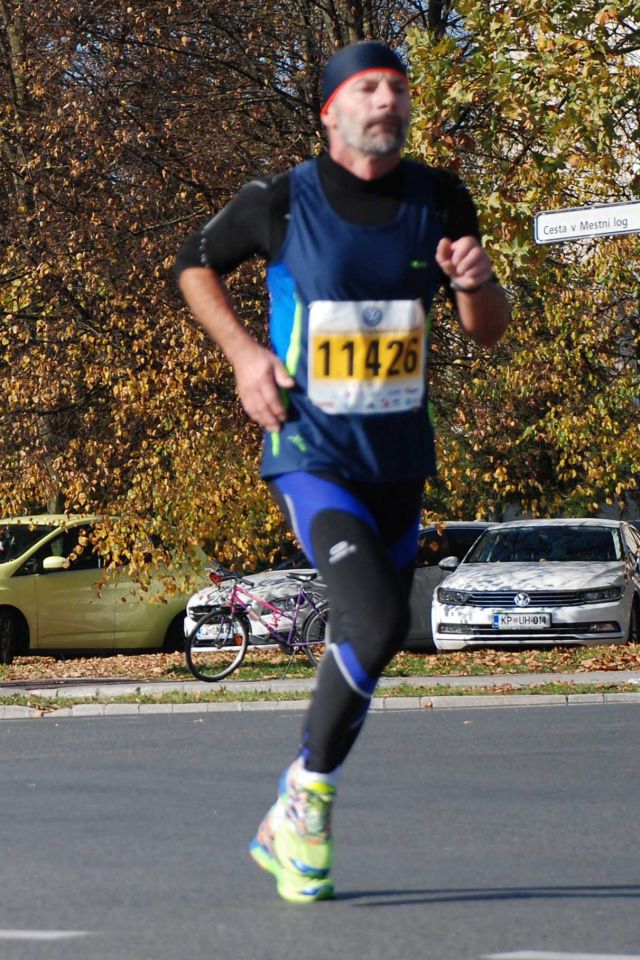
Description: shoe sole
xmin=249 ymin=838 xmax=335 ymax=904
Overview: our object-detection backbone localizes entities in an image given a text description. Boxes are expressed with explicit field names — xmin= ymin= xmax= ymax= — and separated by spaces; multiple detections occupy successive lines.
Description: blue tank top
xmin=261 ymin=158 xmax=444 ymax=482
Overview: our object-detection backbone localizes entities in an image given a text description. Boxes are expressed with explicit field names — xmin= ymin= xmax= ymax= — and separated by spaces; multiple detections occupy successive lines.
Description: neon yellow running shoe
xmin=249 ymin=763 xmax=336 ymax=903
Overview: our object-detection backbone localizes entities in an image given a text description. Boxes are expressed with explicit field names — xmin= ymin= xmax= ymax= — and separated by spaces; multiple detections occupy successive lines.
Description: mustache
xmin=365 ymin=113 xmax=406 ymax=131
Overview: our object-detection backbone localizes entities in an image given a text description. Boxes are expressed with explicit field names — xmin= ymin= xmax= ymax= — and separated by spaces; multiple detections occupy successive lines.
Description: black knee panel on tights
xmin=310 ymin=509 xmax=411 ymax=676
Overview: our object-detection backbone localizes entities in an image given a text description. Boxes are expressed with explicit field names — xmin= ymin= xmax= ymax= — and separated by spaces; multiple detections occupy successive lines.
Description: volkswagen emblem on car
xmin=362 ymin=306 xmax=383 ymax=327
xmin=514 ymin=592 xmax=531 ymax=607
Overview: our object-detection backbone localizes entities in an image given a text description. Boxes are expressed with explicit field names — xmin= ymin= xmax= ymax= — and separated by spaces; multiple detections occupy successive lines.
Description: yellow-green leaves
xmin=410 ymin=1 xmax=640 ymax=520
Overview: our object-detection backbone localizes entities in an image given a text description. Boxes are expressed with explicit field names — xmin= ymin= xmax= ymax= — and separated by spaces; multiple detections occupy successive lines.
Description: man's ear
xmin=320 ymin=106 xmax=333 ymax=132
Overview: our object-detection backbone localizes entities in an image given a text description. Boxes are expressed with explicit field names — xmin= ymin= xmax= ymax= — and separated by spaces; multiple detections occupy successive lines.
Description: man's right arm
xmin=175 ymin=175 xmax=294 ymax=431
xmin=177 ymin=267 xmax=294 ymax=432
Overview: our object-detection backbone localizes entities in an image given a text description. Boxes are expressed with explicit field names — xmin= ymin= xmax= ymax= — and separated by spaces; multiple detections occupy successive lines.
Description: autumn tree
xmin=0 ymin=0 xmax=446 ymax=573
xmin=408 ymin=0 xmax=640 ymax=520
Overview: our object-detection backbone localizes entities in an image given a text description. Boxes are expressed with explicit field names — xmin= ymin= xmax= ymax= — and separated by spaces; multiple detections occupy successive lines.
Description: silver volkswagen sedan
xmin=432 ymin=518 xmax=640 ymax=651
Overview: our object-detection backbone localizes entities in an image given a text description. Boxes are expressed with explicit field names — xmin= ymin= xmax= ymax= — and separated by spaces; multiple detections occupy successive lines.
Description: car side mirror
xmin=42 ymin=555 xmax=68 ymax=572
xmin=438 ymin=555 xmax=459 ymax=572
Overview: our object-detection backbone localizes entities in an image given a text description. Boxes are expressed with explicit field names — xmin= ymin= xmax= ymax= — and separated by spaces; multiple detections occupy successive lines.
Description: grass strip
xmin=2 ymin=680 xmax=640 ymax=713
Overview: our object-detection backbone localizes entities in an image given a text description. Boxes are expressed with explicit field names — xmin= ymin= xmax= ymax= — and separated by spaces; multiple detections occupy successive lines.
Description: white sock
xmin=294 ymin=757 xmax=340 ymax=789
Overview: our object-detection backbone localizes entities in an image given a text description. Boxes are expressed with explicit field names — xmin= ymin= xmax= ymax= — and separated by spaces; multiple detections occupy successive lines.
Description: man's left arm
xmin=436 ymin=235 xmax=510 ymax=348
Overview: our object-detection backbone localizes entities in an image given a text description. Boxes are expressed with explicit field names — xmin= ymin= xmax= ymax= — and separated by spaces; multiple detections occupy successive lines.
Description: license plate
xmin=492 ymin=612 xmax=551 ymax=630
xmin=197 ymin=622 xmax=240 ymax=642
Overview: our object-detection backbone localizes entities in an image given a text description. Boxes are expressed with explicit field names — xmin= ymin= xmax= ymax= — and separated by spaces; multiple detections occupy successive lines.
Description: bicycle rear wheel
xmin=301 ymin=601 xmax=329 ymax=667
xmin=185 ymin=610 xmax=249 ymax=681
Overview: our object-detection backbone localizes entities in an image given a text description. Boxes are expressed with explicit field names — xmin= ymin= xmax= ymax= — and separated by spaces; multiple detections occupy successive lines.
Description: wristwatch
xmin=450 ymin=277 xmax=496 ymax=294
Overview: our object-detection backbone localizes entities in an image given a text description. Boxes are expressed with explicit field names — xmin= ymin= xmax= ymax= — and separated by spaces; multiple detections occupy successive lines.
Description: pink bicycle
xmin=184 ymin=570 xmax=329 ymax=681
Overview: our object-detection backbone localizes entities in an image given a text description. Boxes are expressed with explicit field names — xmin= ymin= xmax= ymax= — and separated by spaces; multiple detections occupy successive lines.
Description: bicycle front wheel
xmin=301 ymin=601 xmax=329 ymax=667
xmin=185 ymin=610 xmax=249 ymax=681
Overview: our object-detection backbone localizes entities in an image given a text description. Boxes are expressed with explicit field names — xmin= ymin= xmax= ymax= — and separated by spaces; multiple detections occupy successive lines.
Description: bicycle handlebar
xmin=208 ymin=564 xmax=255 ymax=588
xmin=210 ymin=565 xmax=322 ymax=590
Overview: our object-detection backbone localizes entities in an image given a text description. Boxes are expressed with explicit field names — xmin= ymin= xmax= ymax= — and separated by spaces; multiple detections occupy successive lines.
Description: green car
xmin=0 ymin=515 xmax=208 ymax=664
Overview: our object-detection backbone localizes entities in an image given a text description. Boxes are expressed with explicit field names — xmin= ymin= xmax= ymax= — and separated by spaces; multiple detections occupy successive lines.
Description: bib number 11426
xmin=313 ymin=332 xmax=420 ymax=381
xmin=306 ymin=298 xmax=426 ymax=415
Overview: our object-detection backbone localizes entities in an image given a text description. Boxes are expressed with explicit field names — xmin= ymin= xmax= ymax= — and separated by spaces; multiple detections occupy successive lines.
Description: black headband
xmin=321 ymin=41 xmax=407 ymax=114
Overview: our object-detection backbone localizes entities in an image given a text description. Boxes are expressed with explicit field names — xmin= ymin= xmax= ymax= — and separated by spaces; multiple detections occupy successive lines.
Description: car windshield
xmin=0 ymin=523 xmax=55 ymax=563
xmin=466 ymin=526 xmax=622 ymax=563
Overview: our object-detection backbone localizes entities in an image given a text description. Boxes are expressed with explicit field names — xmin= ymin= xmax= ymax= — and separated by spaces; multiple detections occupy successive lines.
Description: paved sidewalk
xmin=1 ymin=670 xmax=639 ymax=719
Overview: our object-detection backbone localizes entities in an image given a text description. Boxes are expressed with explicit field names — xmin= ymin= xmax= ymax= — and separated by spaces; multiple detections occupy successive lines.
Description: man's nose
xmin=372 ymin=79 xmax=403 ymax=109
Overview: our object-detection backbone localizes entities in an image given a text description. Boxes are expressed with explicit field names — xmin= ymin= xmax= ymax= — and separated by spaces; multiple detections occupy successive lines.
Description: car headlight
xmin=189 ymin=605 xmax=216 ymax=618
xmin=581 ymin=587 xmax=623 ymax=603
xmin=437 ymin=587 xmax=473 ymax=605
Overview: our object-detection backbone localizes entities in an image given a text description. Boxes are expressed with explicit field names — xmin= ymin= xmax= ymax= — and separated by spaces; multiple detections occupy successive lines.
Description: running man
xmin=175 ymin=40 xmax=510 ymax=902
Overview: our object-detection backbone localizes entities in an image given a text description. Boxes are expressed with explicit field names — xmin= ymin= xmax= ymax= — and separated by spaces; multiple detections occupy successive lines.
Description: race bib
xmin=307 ymin=299 xmax=426 ymax=415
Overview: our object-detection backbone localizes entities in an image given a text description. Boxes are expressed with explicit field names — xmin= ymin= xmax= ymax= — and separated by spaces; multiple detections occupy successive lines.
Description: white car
xmin=432 ymin=518 xmax=640 ymax=651
xmin=404 ymin=521 xmax=497 ymax=650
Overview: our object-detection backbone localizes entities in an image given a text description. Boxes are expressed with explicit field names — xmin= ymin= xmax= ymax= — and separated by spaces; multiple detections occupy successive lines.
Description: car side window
xmin=416 ymin=527 xmax=489 ymax=567
xmin=15 ymin=528 xmax=102 ymax=575
xmin=13 ymin=533 xmax=61 ymax=576
xmin=415 ymin=530 xmax=448 ymax=567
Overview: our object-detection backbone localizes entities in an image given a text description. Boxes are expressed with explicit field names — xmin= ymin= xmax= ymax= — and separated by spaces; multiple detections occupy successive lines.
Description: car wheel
xmin=627 ymin=600 xmax=640 ymax=645
xmin=0 ymin=613 xmax=19 ymax=665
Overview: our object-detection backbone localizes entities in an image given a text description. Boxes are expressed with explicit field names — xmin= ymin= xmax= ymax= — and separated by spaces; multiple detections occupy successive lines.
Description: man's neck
xmin=328 ymin=143 xmax=402 ymax=181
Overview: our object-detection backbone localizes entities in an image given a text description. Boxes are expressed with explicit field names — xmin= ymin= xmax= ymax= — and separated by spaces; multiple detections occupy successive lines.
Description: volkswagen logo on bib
xmin=362 ymin=306 xmax=383 ymax=328
xmin=514 ymin=593 xmax=530 ymax=607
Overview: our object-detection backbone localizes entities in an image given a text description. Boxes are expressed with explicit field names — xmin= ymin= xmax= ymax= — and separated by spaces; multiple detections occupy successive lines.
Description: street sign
xmin=534 ymin=199 xmax=640 ymax=244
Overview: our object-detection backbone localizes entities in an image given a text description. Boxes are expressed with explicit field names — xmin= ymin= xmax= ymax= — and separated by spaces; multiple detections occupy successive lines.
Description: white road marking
xmin=486 ymin=953 xmax=640 ymax=960
xmin=0 ymin=930 xmax=90 ymax=941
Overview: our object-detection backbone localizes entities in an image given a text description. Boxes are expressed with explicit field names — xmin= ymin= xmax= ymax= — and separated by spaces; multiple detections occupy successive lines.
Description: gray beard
xmin=339 ymin=118 xmax=409 ymax=157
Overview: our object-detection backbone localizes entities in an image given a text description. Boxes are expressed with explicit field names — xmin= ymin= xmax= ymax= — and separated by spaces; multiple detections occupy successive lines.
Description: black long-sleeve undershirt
xmin=174 ymin=153 xmax=481 ymax=282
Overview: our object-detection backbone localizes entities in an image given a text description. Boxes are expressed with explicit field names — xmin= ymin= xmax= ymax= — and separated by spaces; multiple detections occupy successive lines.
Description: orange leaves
xmin=594 ymin=6 xmax=619 ymax=28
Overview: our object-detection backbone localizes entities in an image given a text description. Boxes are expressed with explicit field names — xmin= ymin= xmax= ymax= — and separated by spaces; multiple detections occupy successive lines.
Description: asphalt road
xmin=1 ymin=705 xmax=639 ymax=960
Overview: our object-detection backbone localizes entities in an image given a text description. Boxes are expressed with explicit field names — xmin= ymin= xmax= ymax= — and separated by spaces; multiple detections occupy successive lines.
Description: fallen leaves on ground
xmin=427 ymin=645 xmax=640 ymax=675
xmin=1 ymin=652 xmax=190 ymax=683
xmin=1 ymin=643 xmax=640 ymax=684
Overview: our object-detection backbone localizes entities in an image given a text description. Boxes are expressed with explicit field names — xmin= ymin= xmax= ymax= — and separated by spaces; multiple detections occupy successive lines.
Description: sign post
xmin=534 ymin=199 xmax=640 ymax=244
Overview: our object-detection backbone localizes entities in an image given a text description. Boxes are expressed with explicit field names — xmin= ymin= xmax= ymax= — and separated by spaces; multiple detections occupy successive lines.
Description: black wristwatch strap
xmin=450 ymin=277 xmax=496 ymax=294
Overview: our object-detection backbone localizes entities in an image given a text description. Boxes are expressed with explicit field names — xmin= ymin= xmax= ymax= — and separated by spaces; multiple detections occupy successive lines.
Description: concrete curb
xmin=2 ymin=671 xmax=640 ymax=720
xmin=2 ymin=669 xmax=640 ymax=702
xmin=1 ymin=690 xmax=639 ymax=720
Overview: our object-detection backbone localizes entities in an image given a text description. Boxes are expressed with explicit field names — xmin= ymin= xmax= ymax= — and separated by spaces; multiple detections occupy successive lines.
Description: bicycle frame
xmin=185 ymin=571 xmax=329 ymax=682
xmin=220 ymin=576 xmax=324 ymax=651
